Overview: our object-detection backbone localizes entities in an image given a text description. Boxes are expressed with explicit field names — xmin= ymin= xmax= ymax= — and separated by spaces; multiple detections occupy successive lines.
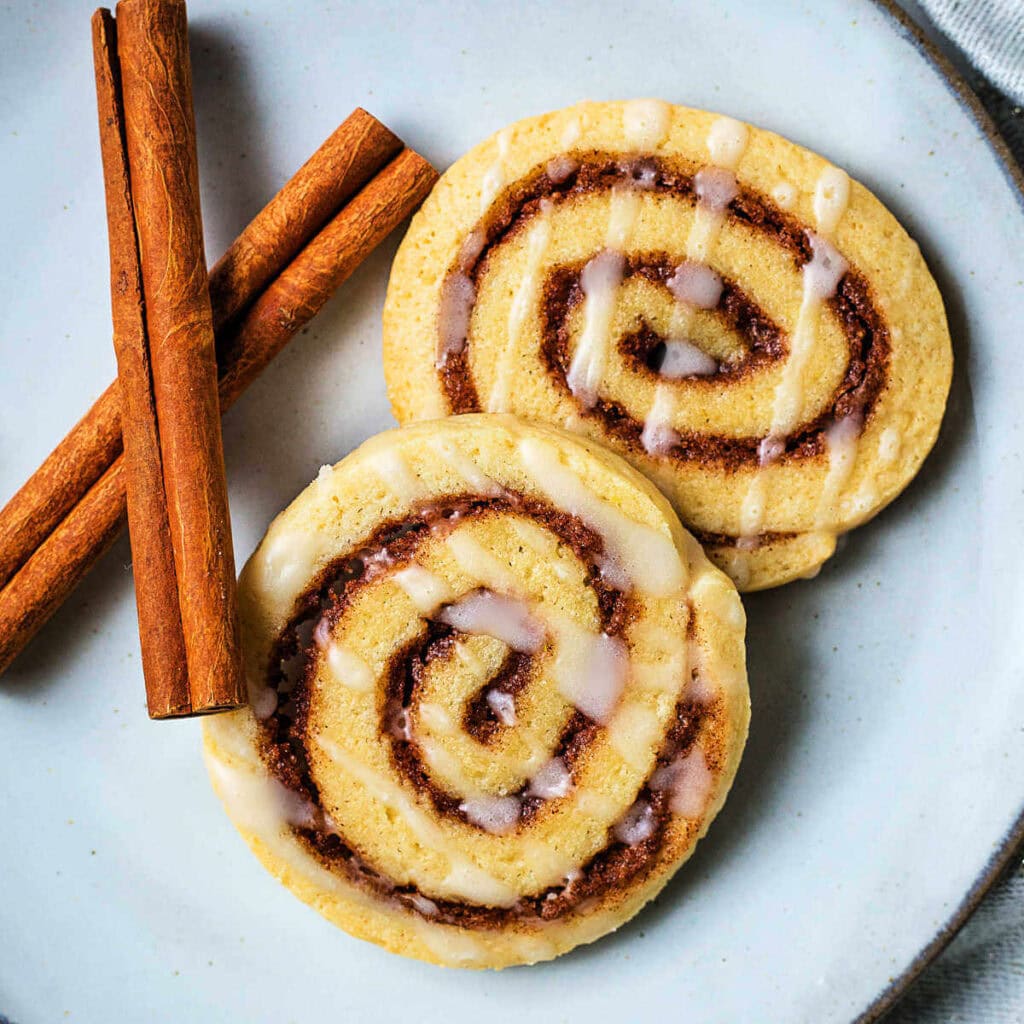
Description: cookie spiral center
xmin=250 ymin=486 xmax=710 ymax=927
xmin=435 ymin=153 xmax=890 ymax=471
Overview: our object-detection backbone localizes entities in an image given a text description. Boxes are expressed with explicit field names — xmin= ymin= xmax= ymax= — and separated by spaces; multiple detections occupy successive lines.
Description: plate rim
xmin=1 ymin=3 xmax=1020 ymax=1019
xmin=856 ymin=2 xmax=1024 ymax=1020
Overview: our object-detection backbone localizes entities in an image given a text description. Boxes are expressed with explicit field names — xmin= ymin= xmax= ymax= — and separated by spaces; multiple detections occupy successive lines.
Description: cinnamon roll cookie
xmin=382 ymin=100 xmax=952 ymax=589
xmin=203 ymin=415 xmax=748 ymax=968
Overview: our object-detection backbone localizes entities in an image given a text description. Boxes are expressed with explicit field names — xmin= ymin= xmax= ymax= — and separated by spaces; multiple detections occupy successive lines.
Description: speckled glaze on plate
xmin=0 ymin=1 xmax=1021 ymax=1022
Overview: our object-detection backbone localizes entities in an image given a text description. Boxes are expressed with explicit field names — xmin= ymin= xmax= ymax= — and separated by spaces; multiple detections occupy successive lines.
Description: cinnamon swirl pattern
xmin=203 ymin=415 xmax=748 ymax=968
xmin=382 ymin=101 xmax=952 ymax=589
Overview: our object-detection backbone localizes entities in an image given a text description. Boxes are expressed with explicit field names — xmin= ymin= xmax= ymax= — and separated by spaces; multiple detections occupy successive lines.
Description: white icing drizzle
xmin=437 ymin=272 xmax=475 ymax=367
xmin=738 ymin=163 xmax=852 ymax=541
xmin=623 ymin=99 xmax=671 ymax=150
xmin=488 ymin=200 xmax=554 ymax=411
xmin=657 ymin=338 xmax=719 ymax=379
xmin=313 ymin=614 xmax=333 ymax=647
xmin=444 ymin=529 xmax=519 ymax=593
xmin=373 ymin=447 xmax=424 ymax=503
xmin=565 ymin=249 xmax=626 ymax=408
xmin=607 ymin=702 xmax=662 ymax=769
xmin=392 ymin=565 xmax=454 ymax=614
xmin=802 ymin=233 xmax=850 ymax=302
xmin=813 ymin=166 xmax=851 ymax=237
xmin=426 ymin=436 xmax=502 ymax=497
xmin=480 ymin=127 xmax=512 ymax=212
xmin=560 ymin=116 xmax=582 ymax=149
xmin=507 ymin=518 xmax=577 ymax=582
xmin=739 ymin=474 xmax=766 ymax=540
xmin=314 ymin=463 xmax=333 ymax=488
xmin=317 ymin=736 xmax=518 ymax=906
xmin=204 ymin=753 xmax=378 ymax=909
xmin=878 ymin=425 xmax=901 ymax=465
xmin=460 ymin=795 xmax=522 ymax=834
xmin=706 ymin=116 xmax=749 ymax=171
xmin=418 ymin=700 xmax=455 ymax=735
xmin=209 ymin=756 xmax=318 ymax=833
xmin=546 ymin=154 xmax=578 ymax=183
xmin=606 ymin=184 xmax=642 ymax=247
xmin=574 ymin=789 xmax=621 ymax=820
xmin=640 ymin=384 xmax=680 ymax=456
xmin=772 ymin=181 xmax=797 ymax=210
xmin=640 ymin=117 xmax=747 ymax=457
xmin=667 ymin=261 xmax=724 ymax=309
xmin=721 ymin=550 xmax=752 ymax=591
xmin=324 ymin=642 xmax=376 ymax=693
xmin=386 ymin=705 xmax=412 ymax=741
xmin=758 ymin=436 xmax=785 ymax=465
xmin=613 ymin=799 xmax=656 ymax=845
xmin=686 ymin=166 xmax=740 ymax=265
xmin=527 ymin=757 xmax=572 ymax=799
xmin=251 ymin=681 xmax=278 ymax=720
xmin=436 ymin=230 xmax=485 ymax=367
xmin=413 ymin=923 xmax=490 ymax=966
xmin=418 ymin=733 xmax=470 ymax=789
xmin=314 ymin=618 xmax=375 ymax=692
xmin=594 ymin=550 xmax=631 ymax=591
xmin=760 ymin=232 xmax=849 ymax=443
xmin=459 ymin=227 xmax=487 ymax=267
xmin=687 ymin=670 xmax=717 ymax=705
xmin=844 ymin=486 xmax=877 ymax=519
xmin=694 ymin=166 xmax=739 ymax=215
xmin=815 ymin=414 xmax=862 ymax=528
xmin=651 ymin=747 xmax=712 ymax=817
xmin=312 ymin=614 xmax=331 ymax=647
xmin=519 ymin=437 xmax=685 ymax=596
xmin=485 ymin=688 xmax=517 ymax=726
xmin=550 ymin=618 xmax=627 ymax=724
xmin=260 ymin=522 xmax=325 ymax=594
xmin=564 ymin=182 xmax=642 ymax=407
xmin=407 ymin=893 xmax=439 ymax=917
xmin=437 ymin=590 xmax=543 ymax=653
xmin=631 ymin=162 xmax=658 ymax=190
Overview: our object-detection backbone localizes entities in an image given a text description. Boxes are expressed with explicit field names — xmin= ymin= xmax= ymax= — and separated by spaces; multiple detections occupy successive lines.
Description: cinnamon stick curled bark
xmin=209 ymin=108 xmax=402 ymax=331
xmin=113 ymin=0 xmax=245 ymax=715
xmin=217 ymin=149 xmax=439 ymax=406
xmin=0 ymin=108 xmax=403 ymax=597
xmin=0 ymin=462 xmax=127 ymax=669
xmin=93 ymin=7 xmax=190 ymax=717
xmin=0 ymin=145 xmax=438 ymax=680
xmin=0 ymin=381 xmax=121 ymax=592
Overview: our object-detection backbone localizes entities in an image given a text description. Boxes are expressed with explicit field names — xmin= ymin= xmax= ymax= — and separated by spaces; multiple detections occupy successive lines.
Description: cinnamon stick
xmin=113 ymin=0 xmax=244 ymax=714
xmin=93 ymin=8 xmax=190 ymax=717
xmin=209 ymin=108 xmax=401 ymax=331
xmin=0 ymin=109 xmax=402 ymax=596
xmin=217 ymin=149 xmax=439 ymax=406
xmin=0 ymin=148 xmax=438 ymax=677
xmin=0 ymin=382 xmax=121 ymax=592
xmin=0 ymin=462 xmax=127 ymax=672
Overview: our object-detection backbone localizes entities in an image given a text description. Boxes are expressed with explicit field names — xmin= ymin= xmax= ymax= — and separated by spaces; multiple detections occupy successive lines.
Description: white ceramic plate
xmin=2 ymin=1 xmax=1021 ymax=1020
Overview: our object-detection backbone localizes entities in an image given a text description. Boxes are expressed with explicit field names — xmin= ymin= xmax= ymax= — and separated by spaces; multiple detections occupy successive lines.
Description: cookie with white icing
xmin=203 ymin=414 xmax=749 ymax=968
xmin=382 ymin=100 xmax=952 ymax=590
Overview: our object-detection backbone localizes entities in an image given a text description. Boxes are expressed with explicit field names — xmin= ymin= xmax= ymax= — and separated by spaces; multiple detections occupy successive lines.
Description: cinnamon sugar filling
xmin=436 ymin=154 xmax=891 ymax=471
xmin=254 ymin=491 xmax=707 ymax=928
